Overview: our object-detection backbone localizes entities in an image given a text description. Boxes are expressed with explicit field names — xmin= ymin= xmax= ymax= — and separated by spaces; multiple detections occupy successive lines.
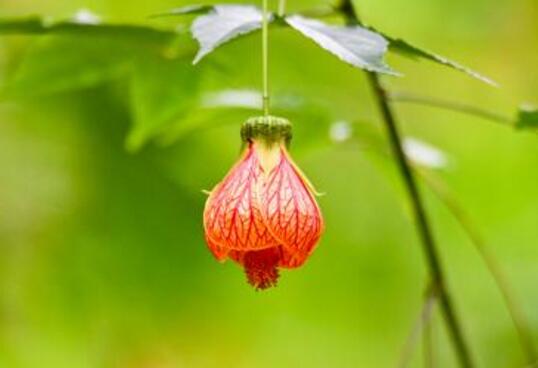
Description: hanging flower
xmin=203 ymin=116 xmax=324 ymax=290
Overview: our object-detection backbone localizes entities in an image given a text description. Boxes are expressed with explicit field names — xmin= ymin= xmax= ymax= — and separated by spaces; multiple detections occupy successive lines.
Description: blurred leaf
xmin=3 ymin=36 xmax=133 ymax=97
xmin=160 ymin=107 xmax=254 ymax=145
xmin=286 ymin=16 xmax=397 ymax=75
xmin=200 ymin=89 xmax=324 ymax=111
xmin=191 ymin=5 xmax=266 ymax=64
xmin=382 ymin=33 xmax=497 ymax=86
xmin=1 ymin=16 xmax=179 ymax=97
xmin=159 ymin=89 xmax=335 ymax=150
xmin=202 ymin=89 xmax=261 ymax=109
xmin=48 ymin=24 xmax=176 ymax=44
xmin=0 ymin=16 xmax=44 ymax=33
xmin=515 ymin=105 xmax=538 ymax=130
xmin=127 ymin=55 xmax=200 ymax=151
xmin=159 ymin=89 xmax=264 ymax=144
xmin=0 ymin=15 xmax=176 ymax=42
xmin=151 ymin=4 xmax=215 ymax=18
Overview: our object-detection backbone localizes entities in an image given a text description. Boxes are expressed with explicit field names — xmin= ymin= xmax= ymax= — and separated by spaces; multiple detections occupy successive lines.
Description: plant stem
xmin=262 ymin=0 xmax=270 ymax=116
xmin=398 ymin=285 xmax=437 ymax=368
xmin=368 ymin=72 xmax=474 ymax=368
xmin=337 ymin=1 xmax=475 ymax=367
xmin=423 ymin=309 xmax=436 ymax=368
xmin=417 ymin=167 xmax=538 ymax=366
xmin=388 ymin=91 xmax=513 ymax=127
xmin=278 ymin=0 xmax=286 ymax=17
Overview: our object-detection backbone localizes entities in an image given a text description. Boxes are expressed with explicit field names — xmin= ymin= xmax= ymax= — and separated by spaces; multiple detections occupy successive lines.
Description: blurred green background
xmin=0 ymin=0 xmax=537 ymax=367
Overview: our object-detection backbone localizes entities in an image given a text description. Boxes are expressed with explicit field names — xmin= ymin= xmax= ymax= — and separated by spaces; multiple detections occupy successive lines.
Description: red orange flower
xmin=203 ymin=116 xmax=324 ymax=290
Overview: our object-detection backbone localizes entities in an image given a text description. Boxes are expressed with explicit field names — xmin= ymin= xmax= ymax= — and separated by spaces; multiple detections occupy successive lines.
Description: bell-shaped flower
xmin=203 ymin=116 xmax=324 ymax=290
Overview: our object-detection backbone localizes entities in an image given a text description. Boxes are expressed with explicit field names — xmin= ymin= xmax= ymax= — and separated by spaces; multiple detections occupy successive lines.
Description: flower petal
xmin=205 ymin=233 xmax=228 ymax=262
xmin=279 ymin=244 xmax=310 ymax=268
xmin=204 ymin=145 xmax=280 ymax=252
xmin=259 ymin=147 xmax=324 ymax=267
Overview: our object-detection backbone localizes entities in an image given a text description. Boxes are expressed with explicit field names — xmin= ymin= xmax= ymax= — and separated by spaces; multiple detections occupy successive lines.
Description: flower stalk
xmin=262 ymin=0 xmax=270 ymax=116
xmin=278 ymin=0 xmax=286 ymax=17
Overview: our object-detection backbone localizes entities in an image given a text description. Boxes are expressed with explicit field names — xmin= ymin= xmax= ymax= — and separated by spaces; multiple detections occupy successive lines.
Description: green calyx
xmin=241 ymin=116 xmax=293 ymax=146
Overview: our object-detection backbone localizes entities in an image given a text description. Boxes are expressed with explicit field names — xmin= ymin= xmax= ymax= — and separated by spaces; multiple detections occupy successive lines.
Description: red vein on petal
xmin=258 ymin=146 xmax=324 ymax=268
xmin=203 ymin=144 xmax=280 ymax=254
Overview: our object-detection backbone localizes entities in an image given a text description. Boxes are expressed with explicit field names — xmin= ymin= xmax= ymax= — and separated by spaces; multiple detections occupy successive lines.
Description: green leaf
xmin=3 ymin=35 xmax=134 ymax=97
xmin=159 ymin=89 xmax=265 ymax=143
xmin=157 ymin=89 xmax=335 ymax=148
xmin=515 ymin=104 xmax=538 ymax=130
xmin=159 ymin=107 xmax=254 ymax=145
xmin=127 ymin=55 xmax=200 ymax=151
xmin=0 ymin=16 xmax=44 ymax=34
xmin=0 ymin=16 xmax=176 ymax=42
xmin=48 ymin=24 xmax=176 ymax=44
xmin=191 ymin=5 xmax=266 ymax=64
xmin=285 ymin=15 xmax=397 ymax=75
xmin=1 ymin=17 xmax=179 ymax=97
xmin=151 ymin=5 xmax=215 ymax=18
xmin=382 ymin=33 xmax=497 ymax=86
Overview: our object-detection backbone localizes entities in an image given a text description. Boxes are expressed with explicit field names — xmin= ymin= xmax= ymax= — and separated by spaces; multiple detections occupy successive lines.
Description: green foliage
xmin=128 ymin=55 xmax=200 ymax=151
xmin=0 ymin=1 xmax=537 ymax=368
xmin=0 ymin=4 xmax=533 ymax=153
xmin=1 ymin=16 xmax=178 ymax=97
xmin=149 ymin=4 xmax=496 ymax=84
xmin=4 ymin=35 xmax=132 ymax=96
xmin=0 ymin=16 xmax=44 ymax=33
xmin=286 ymin=15 xmax=397 ymax=75
xmin=190 ymin=5 xmax=265 ymax=64
xmin=154 ymin=5 xmax=399 ymax=74
xmin=0 ymin=17 xmax=201 ymax=150
xmin=382 ymin=32 xmax=497 ymax=86
xmin=515 ymin=105 xmax=538 ymax=130
xmin=151 ymin=4 xmax=215 ymax=17
xmin=159 ymin=90 xmax=334 ymax=150
xmin=0 ymin=16 xmax=175 ymax=41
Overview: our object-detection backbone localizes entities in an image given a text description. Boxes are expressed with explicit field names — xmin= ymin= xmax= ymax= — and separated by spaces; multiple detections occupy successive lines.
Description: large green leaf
xmin=286 ymin=15 xmax=397 ymax=75
xmin=3 ymin=36 xmax=133 ymax=97
xmin=158 ymin=89 xmax=335 ymax=150
xmin=127 ymin=55 xmax=200 ymax=151
xmin=190 ymin=5 xmax=266 ymax=64
xmin=0 ymin=16 xmax=175 ymax=42
xmin=0 ymin=16 xmax=44 ymax=33
xmin=1 ymin=16 xmax=179 ymax=97
xmin=0 ymin=14 xmax=201 ymax=151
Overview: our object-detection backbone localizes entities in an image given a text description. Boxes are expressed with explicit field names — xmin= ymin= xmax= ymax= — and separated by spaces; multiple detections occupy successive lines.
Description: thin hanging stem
xmin=278 ymin=0 xmax=287 ymax=16
xmin=337 ymin=1 xmax=475 ymax=367
xmin=262 ymin=0 xmax=270 ymax=116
